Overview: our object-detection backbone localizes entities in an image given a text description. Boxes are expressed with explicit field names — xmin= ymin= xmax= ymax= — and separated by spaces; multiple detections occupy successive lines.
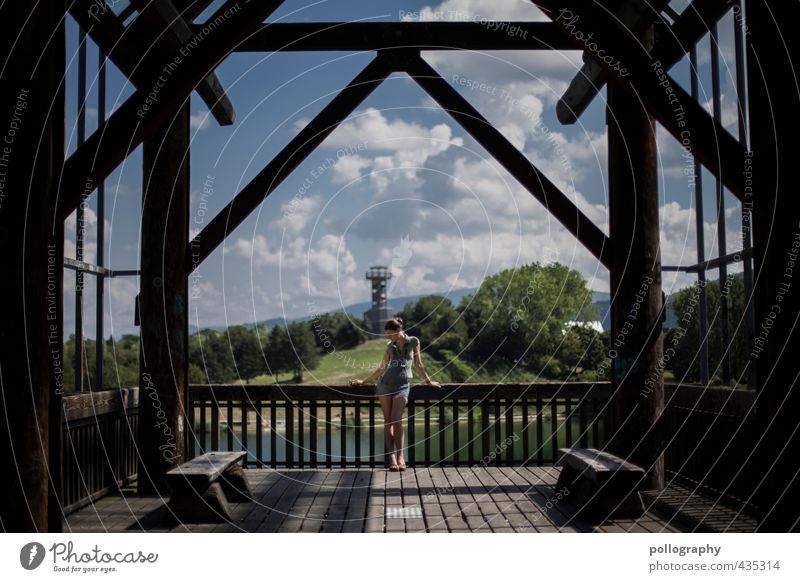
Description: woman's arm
xmin=351 ymin=351 xmax=389 ymax=384
xmin=413 ymin=342 xmax=441 ymax=386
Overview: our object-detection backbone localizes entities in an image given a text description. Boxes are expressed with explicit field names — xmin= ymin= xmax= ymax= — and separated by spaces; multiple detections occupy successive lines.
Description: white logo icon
xmin=20 ymin=542 xmax=46 ymax=570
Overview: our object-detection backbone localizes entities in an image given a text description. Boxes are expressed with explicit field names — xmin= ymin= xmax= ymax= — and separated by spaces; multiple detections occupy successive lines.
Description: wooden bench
xmin=165 ymin=451 xmax=252 ymax=522
xmin=555 ymin=448 xmax=647 ymax=520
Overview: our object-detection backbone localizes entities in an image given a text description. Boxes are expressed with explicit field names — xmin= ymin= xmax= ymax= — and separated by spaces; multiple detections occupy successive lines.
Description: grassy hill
xmin=248 ymin=338 xmax=565 ymax=385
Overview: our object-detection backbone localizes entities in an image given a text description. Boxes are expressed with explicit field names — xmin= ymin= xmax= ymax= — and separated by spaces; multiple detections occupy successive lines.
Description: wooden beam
xmin=403 ymin=54 xmax=611 ymax=268
xmin=531 ymin=0 xmax=748 ymax=200
xmin=212 ymin=21 xmax=577 ymax=52
xmin=128 ymin=0 xmax=235 ymax=125
xmin=188 ymin=53 xmax=394 ymax=267
xmin=57 ymin=0 xmax=285 ymax=222
xmin=189 ymin=382 xmax=613 ymax=401
xmin=606 ymin=67 xmax=665 ymax=490
xmin=172 ymin=0 xmax=216 ymax=23
xmin=747 ymin=0 xmax=800 ymax=532
xmin=68 ymin=0 xmax=233 ymax=126
xmin=556 ymin=0 xmax=669 ymax=124
xmin=0 ymin=0 xmax=65 ymax=532
xmin=555 ymin=0 xmax=732 ymax=123
xmin=138 ymin=102 xmax=190 ymax=495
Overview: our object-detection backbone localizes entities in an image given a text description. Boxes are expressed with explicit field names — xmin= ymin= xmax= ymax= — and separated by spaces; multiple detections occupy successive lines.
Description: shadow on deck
xmin=62 ymin=466 xmax=757 ymax=533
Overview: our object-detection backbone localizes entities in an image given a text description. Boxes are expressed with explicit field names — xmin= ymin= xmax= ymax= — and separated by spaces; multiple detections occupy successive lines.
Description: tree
xmin=226 ymin=325 xmax=264 ymax=383
xmin=459 ymin=262 xmax=597 ymax=377
xmin=264 ymin=322 xmax=321 ymax=382
xmin=310 ymin=312 xmax=366 ymax=352
xmin=263 ymin=325 xmax=288 ymax=381
xmin=665 ymin=275 xmax=748 ymax=385
xmin=556 ymin=326 xmax=609 ymax=380
xmin=287 ymin=321 xmax=320 ymax=382
xmin=189 ymin=329 xmax=234 ymax=383
xmin=401 ymin=295 xmax=468 ymax=359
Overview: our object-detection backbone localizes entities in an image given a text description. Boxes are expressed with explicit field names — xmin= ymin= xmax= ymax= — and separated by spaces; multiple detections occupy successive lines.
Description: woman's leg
xmin=378 ymin=395 xmax=396 ymax=464
xmin=391 ymin=396 xmax=408 ymax=465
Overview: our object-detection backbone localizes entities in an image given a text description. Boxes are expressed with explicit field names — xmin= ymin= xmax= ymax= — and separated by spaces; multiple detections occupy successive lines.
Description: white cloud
xmin=317 ymin=107 xmax=464 ymax=194
xmin=271 ymin=194 xmax=323 ymax=236
xmin=401 ymin=0 xmax=546 ymax=22
xmin=224 ymin=231 xmax=363 ymax=316
xmin=331 ymin=154 xmax=371 ymax=184
xmin=190 ymin=109 xmax=211 ymax=131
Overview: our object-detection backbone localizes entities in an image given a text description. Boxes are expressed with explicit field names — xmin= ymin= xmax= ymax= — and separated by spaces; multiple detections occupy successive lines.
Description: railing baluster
xmin=408 ymin=400 xmax=415 ymax=467
xmin=467 ymin=400 xmax=475 ymax=465
xmin=579 ymin=395 xmax=589 ymax=448
xmin=565 ymin=397 xmax=573 ymax=447
xmin=298 ymin=400 xmax=304 ymax=468
xmin=256 ymin=400 xmax=263 ymax=468
xmin=269 ymin=399 xmax=277 ymax=468
xmin=226 ymin=397 xmax=234 ymax=451
xmin=452 ymin=398 xmax=460 ymax=466
xmin=325 ymin=399 xmax=332 ymax=468
xmin=211 ymin=398 xmax=219 ymax=451
xmin=285 ymin=398 xmax=294 ymax=468
xmin=340 ymin=400 xmax=347 ymax=468
xmin=550 ymin=397 xmax=558 ymax=463
xmin=310 ymin=400 xmax=318 ymax=468
xmin=355 ymin=398 xmax=361 ymax=467
xmin=591 ymin=399 xmax=600 ymax=447
xmin=522 ymin=398 xmax=529 ymax=462
xmin=438 ymin=399 xmax=445 ymax=463
xmin=481 ymin=401 xmax=490 ymax=465
xmin=536 ymin=393 xmax=544 ymax=465
xmin=187 ymin=396 xmax=196 ymax=461
xmin=494 ymin=398 xmax=501 ymax=466
xmin=505 ymin=397 xmax=514 ymax=465
xmin=199 ymin=399 xmax=207 ymax=455
xmin=241 ymin=398 xmax=249 ymax=466
xmin=424 ymin=400 xmax=431 ymax=464
xmin=368 ymin=399 xmax=375 ymax=468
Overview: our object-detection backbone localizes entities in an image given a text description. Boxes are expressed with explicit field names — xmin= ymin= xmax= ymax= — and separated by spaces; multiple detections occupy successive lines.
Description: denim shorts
xmin=375 ymin=382 xmax=410 ymax=399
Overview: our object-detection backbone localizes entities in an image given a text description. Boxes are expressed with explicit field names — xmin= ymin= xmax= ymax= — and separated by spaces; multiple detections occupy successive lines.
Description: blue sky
xmin=63 ymin=0 xmax=747 ymax=339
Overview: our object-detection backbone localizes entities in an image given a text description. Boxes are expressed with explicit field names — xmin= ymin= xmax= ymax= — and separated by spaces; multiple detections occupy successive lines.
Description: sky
xmin=62 ymin=0 xmax=748 ymax=340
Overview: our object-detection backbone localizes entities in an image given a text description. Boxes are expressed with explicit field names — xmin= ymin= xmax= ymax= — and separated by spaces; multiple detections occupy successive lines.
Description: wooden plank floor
xmin=62 ymin=466 xmax=752 ymax=533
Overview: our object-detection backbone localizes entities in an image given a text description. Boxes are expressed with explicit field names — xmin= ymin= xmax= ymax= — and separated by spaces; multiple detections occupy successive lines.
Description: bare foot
xmin=397 ymin=456 xmax=407 ymax=471
xmin=388 ymin=453 xmax=399 ymax=471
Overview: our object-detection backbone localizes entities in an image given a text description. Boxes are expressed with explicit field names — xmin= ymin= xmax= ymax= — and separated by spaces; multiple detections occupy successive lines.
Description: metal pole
xmin=689 ymin=46 xmax=710 ymax=385
xmin=711 ymin=23 xmax=733 ymax=385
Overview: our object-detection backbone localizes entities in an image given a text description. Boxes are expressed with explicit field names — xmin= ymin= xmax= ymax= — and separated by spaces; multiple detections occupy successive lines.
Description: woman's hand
xmin=349 ymin=379 xmax=363 ymax=386
xmin=426 ymin=379 xmax=442 ymax=388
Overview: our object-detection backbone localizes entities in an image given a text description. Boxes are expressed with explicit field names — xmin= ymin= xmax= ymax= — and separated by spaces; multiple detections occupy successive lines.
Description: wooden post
xmin=138 ymin=102 xmax=190 ymax=495
xmin=605 ymin=27 xmax=664 ymax=490
xmin=746 ymin=0 xmax=800 ymax=531
xmin=0 ymin=1 xmax=65 ymax=531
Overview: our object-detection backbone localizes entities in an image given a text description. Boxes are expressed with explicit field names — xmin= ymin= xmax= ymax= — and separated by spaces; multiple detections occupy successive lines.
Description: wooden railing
xmin=61 ymin=389 xmax=138 ymax=514
xmin=662 ymin=383 xmax=759 ymax=512
xmin=58 ymin=382 xmax=759 ymax=516
xmin=187 ymin=383 xmax=614 ymax=468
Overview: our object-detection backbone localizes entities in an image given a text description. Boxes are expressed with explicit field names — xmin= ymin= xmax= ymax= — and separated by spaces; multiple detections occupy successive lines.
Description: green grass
xmin=246 ymin=339 xmax=580 ymax=385
xmin=305 ymin=339 xmax=389 ymax=385
xmin=248 ymin=339 xmax=389 ymax=385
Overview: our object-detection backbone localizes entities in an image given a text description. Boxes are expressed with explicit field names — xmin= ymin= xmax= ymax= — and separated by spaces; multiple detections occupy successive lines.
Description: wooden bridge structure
xmin=1 ymin=0 xmax=798 ymax=532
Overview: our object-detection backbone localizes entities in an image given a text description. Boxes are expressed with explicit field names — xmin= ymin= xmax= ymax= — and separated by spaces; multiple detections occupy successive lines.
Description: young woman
xmin=349 ymin=318 xmax=441 ymax=471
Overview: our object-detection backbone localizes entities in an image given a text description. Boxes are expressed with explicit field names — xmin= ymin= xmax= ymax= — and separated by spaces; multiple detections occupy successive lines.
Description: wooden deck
xmin=61 ymin=466 xmax=756 ymax=533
